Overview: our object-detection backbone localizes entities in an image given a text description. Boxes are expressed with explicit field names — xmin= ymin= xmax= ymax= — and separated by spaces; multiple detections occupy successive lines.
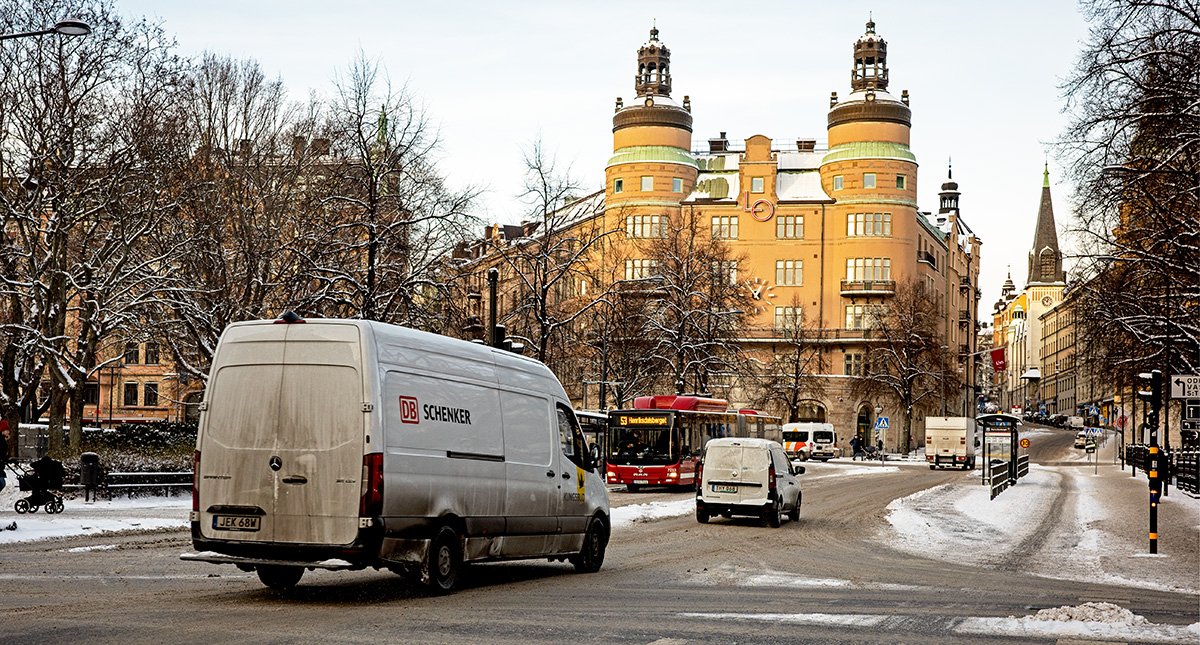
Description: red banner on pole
xmin=990 ymin=347 xmax=1007 ymax=372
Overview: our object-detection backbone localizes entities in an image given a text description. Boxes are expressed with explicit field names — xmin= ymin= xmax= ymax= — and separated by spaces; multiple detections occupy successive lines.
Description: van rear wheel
xmin=766 ymin=498 xmax=782 ymax=528
xmin=427 ymin=525 xmax=462 ymax=594
xmin=257 ymin=565 xmax=303 ymax=590
xmin=570 ymin=517 xmax=608 ymax=573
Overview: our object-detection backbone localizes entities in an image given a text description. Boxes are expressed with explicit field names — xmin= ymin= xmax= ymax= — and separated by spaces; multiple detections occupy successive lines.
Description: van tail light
xmin=961 ymin=437 xmax=966 ymax=444
xmin=695 ymin=460 xmax=703 ymax=491
xmin=192 ymin=451 xmax=201 ymax=512
xmin=360 ymin=453 xmax=384 ymax=517
xmin=768 ymin=462 xmax=777 ymax=491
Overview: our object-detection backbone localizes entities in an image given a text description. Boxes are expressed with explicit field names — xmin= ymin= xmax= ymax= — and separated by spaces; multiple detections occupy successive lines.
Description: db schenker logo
xmin=399 ymin=396 xmax=419 ymax=424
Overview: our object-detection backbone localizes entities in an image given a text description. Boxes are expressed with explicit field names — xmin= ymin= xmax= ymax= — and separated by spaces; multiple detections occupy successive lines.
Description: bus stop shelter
xmin=976 ymin=413 xmax=1022 ymax=482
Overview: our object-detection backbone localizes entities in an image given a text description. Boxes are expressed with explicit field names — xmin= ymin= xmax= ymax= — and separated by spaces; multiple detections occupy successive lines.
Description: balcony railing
xmin=840 ymin=279 xmax=896 ymax=296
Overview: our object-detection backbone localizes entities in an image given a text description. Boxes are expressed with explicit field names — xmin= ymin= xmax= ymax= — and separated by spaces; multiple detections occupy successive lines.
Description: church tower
xmin=1027 ymin=164 xmax=1066 ymax=286
xmin=605 ymin=27 xmax=697 ymax=213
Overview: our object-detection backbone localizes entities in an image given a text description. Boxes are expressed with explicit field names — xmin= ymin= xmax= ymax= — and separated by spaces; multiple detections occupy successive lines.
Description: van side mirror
xmin=792 ymin=463 xmax=806 ymax=475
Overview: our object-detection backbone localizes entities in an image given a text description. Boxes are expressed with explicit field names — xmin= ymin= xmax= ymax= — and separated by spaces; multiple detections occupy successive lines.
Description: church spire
xmin=1027 ymin=165 xmax=1065 ymax=286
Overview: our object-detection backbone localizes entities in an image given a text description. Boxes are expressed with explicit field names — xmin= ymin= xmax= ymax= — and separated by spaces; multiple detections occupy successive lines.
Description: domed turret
xmin=939 ymin=159 xmax=960 ymax=213
xmin=607 ymin=26 xmax=697 ymax=210
xmin=827 ymin=18 xmax=911 ymax=131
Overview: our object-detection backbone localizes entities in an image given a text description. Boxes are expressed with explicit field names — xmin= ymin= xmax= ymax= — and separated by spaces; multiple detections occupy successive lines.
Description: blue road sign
xmin=874 ymin=417 xmax=889 ymax=431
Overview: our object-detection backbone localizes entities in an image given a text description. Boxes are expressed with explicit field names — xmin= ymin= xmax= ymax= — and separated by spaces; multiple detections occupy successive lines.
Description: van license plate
xmin=711 ymin=484 xmax=737 ymax=493
xmin=633 ymin=479 xmax=649 ymax=484
xmin=213 ymin=515 xmax=260 ymax=531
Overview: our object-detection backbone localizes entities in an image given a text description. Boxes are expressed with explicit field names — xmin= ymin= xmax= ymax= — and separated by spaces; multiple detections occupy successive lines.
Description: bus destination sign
xmin=616 ymin=414 xmax=669 ymax=427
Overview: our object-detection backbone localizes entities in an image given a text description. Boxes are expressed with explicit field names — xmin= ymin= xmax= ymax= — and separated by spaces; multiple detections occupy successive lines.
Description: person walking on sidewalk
xmin=849 ymin=435 xmax=862 ymax=461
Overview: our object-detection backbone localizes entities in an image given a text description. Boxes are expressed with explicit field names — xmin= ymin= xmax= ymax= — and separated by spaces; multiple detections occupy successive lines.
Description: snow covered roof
xmin=777 ymin=152 xmax=825 ymax=170
xmin=776 ymin=171 xmax=833 ymax=203
xmin=684 ymin=172 xmax=739 ymax=202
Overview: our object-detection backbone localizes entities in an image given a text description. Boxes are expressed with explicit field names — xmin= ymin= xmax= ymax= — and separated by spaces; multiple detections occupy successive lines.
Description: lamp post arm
xmin=0 ymin=28 xmax=56 ymax=41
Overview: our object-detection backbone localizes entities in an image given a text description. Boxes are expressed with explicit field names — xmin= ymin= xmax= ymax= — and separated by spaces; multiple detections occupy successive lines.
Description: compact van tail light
xmin=768 ymin=461 xmax=777 ymax=491
xmin=360 ymin=453 xmax=383 ymax=517
xmin=695 ymin=460 xmax=704 ymax=491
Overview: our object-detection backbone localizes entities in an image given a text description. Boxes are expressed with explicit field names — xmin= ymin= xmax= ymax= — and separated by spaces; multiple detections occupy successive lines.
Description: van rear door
xmin=198 ymin=323 xmax=365 ymax=546
xmin=704 ymin=444 xmax=768 ymax=505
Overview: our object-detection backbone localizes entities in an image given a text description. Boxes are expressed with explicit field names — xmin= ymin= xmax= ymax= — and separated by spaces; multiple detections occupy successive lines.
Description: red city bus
xmin=606 ymin=395 xmax=782 ymax=491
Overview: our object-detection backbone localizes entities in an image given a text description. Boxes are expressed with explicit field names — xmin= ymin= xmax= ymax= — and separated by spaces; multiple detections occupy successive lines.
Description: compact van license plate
xmin=213 ymin=515 xmax=260 ymax=531
xmin=711 ymin=484 xmax=737 ymax=493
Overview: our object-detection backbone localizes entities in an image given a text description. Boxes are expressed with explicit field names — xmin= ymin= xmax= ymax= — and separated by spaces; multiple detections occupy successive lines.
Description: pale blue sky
xmin=122 ymin=0 xmax=1091 ymax=310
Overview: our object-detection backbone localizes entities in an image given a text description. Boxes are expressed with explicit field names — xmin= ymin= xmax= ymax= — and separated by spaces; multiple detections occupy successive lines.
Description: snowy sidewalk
xmin=882 ymin=461 xmax=1200 ymax=595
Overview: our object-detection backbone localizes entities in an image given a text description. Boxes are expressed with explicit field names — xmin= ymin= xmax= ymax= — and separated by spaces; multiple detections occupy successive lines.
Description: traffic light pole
xmin=1139 ymin=370 xmax=1162 ymax=554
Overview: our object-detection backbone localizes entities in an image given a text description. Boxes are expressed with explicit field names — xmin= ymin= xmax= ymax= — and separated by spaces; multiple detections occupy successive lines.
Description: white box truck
xmin=181 ymin=315 xmax=610 ymax=592
xmin=924 ymin=416 xmax=977 ymax=470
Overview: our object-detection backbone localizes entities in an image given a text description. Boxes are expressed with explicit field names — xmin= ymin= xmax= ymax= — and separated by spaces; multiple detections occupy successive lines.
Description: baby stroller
xmin=14 ymin=457 xmax=65 ymax=514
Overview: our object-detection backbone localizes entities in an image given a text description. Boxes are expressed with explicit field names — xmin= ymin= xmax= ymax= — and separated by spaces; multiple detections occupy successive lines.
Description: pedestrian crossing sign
xmin=874 ymin=417 xmax=889 ymax=431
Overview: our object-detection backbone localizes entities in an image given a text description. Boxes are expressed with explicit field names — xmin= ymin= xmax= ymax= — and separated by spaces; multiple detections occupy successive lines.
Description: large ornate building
xmin=464 ymin=21 xmax=983 ymax=453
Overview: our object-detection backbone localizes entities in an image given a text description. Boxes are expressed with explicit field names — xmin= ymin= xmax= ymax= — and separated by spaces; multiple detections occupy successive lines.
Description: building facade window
xmin=845 ymin=257 xmax=892 ymax=281
xmin=144 ymin=342 xmax=159 ymax=364
xmin=776 ymin=260 xmax=803 ymax=286
xmin=751 ymin=177 xmax=765 ymax=193
xmin=846 ymin=212 xmax=891 ymax=236
xmin=776 ymin=215 xmax=803 ymax=239
xmin=625 ymin=258 xmax=656 ymax=280
xmin=82 ymin=383 xmax=100 ymax=406
xmin=712 ymin=261 xmax=738 ymax=285
xmin=144 ymin=382 xmax=158 ymax=407
xmin=833 ymin=175 xmax=844 ymax=191
xmin=672 ymin=177 xmax=683 ymax=192
xmin=625 ymin=214 xmax=666 ymax=238
xmin=774 ymin=306 xmax=802 ymax=329
xmin=863 ymin=172 xmax=876 ymax=188
xmin=844 ymin=352 xmax=864 ymax=375
xmin=845 ymin=305 xmax=866 ymax=329
xmin=711 ymin=216 xmax=738 ymax=239
xmin=896 ymin=174 xmax=907 ymax=190
xmin=124 ymin=342 xmax=139 ymax=365
xmin=123 ymin=382 xmax=138 ymax=407
xmin=614 ymin=178 xmax=623 ymax=193
xmin=641 ymin=176 xmax=653 ymax=191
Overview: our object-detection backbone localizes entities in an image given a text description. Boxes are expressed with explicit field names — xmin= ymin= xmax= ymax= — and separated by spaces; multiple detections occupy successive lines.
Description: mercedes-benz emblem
xmin=269 ymin=456 xmax=282 ymax=471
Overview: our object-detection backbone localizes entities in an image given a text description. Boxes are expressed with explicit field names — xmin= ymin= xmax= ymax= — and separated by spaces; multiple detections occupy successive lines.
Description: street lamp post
xmin=0 ymin=19 xmax=91 ymax=41
xmin=940 ymin=345 xmax=949 ymax=415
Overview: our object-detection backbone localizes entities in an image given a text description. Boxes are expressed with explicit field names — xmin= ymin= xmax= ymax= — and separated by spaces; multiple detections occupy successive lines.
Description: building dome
xmin=828 ymin=18 xmax=911 ymax=129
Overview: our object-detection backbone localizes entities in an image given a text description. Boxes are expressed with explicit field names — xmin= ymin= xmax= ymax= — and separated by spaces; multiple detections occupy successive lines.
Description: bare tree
xmin=853 ymin=282 xmax=952 ymax=454
xmin=1058 ymin=0 xmax=1200 ymax=394
xmin=147 ymin=53 xmax=320 ymax=382
xmin=489 ymin=140 xmax=614 ymax=363
xmin=298 ymin=51 xmax=478 ymax=327
xmin=0 ymin=0 xmax=185 ymax=450
xmin=643 ymin=207 xmax=754 ymax=395
xmin=747 ymin=295 xmax=826 ymax=422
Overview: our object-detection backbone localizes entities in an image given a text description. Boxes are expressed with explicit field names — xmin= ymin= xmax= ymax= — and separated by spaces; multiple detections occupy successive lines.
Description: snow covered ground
xmin=0 ymin=469 xmax=189 ymax=544
xmin=882 ymin=463 xmax=1200 ymax=595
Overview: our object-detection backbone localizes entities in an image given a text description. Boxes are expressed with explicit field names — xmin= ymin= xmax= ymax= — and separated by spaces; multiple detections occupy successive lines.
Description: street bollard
xmin=79 ymin=452 xmax=101 ymax=503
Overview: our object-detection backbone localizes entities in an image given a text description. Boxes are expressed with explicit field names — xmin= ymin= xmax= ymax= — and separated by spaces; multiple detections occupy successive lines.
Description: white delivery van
xmin=695 ymin=438 xmax=803 ymax=527
xmin=181 ymin=315 xmax=609 ymax=592
xmin=924 ymin=416 xmax=977 ymax=470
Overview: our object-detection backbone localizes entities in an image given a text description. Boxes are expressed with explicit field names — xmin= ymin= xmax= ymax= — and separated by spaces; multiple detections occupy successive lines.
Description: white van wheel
xmin=570 ymin=518 xmax=608 ymax=573
xmin=766 ymin=498 xmax=782 ymax=528
xmin=427 ymin=525 xmax=462 ymax=593
xmin=257 ymin=565 xmax=303 ymax=590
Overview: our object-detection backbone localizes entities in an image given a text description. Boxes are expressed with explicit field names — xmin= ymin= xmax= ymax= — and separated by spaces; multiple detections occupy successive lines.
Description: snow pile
xmin=1025 ymin=602 xmax=1147 ymax=625
xmin=806 ymin=465 xmax=898 ymax=480
xmin=611 ymin=498 xmax=694 ymax=528
xmin=957 ymin=603 xmax=1199 ymax=643
xmin=687 ymin=563 xmax=917 ymax=591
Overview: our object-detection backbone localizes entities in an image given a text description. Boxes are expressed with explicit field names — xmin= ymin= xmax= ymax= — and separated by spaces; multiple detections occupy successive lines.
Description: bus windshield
xmin=609 ymin=428 xmax=675 ymax=465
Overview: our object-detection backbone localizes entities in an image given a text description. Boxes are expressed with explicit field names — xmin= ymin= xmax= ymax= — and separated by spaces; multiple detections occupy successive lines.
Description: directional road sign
xmin=1170 ymin=375 xmax=1200 ymax=399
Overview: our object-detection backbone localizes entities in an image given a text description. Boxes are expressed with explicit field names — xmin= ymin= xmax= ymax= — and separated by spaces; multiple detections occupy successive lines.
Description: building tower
xmin=1027 ymin=163 xmax=1065 ymax=286
xmin=939 ymin=161 xmax=960 ymax=214
xmin=605 ymin=27 xmax=697 ymax=214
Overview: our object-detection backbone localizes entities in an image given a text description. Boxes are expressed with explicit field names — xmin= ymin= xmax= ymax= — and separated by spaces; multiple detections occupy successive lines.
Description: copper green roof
xmin=606 ymin=145 xmax=698 ymax=169
xmin=821 ymin=141 xmax=916 ymax=164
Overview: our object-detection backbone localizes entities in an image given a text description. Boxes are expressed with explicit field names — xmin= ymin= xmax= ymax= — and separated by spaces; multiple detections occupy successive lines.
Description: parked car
xmin=696 ymin=438 xmax=802 ymax=528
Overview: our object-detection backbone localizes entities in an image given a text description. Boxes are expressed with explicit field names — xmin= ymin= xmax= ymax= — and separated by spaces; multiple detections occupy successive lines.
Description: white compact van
xmin=181 ymin=316 xmax=610 ymax=592
xmin=696 ymin=438 xmax=802 ymax=527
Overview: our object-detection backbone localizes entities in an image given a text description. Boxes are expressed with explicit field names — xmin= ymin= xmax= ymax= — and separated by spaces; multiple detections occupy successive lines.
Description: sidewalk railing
xmin=1174 ymin=451 xmax=1199 ymax=496
xmin=1016 ymin=454 xmax=1029 ymax=479
xmin=989 ymin=460 xmax=1010 ymax=500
